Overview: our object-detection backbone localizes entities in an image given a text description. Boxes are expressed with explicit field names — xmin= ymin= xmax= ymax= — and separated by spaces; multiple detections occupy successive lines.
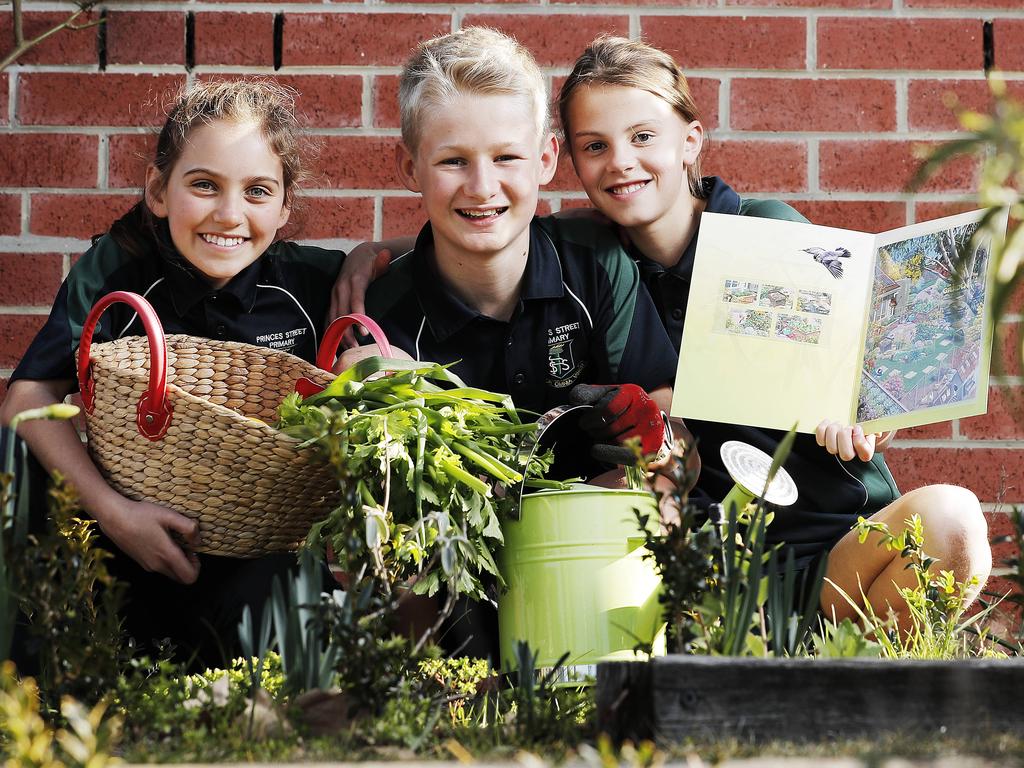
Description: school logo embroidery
xmin=547 ymin=322 xmax=584 ymax=388
xmin=549 ymin=341 xmax=574 ymax=378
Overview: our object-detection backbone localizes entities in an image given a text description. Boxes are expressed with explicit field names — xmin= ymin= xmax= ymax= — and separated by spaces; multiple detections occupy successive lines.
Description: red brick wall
xmin=1 ymin=1 xmax=1023 ymax=591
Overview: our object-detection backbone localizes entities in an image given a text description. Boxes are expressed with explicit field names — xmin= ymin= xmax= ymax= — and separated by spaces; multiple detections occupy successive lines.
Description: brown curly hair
xmin=110 ymin=79 xmax=311 ymax=258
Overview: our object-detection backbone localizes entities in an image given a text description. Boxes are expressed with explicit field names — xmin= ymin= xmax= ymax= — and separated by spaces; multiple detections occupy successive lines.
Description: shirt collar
xmin=411 ymin=223 xmax=485 ymax=342
xmin=412 ymin=218 xmax=561 ymax=341
xmin=165 ymin=246 xmax=269 ymax=317
xmin=520 ymin=219 xmax=564 ymax=301
xmin=628 ymin=176 xmax=740 ymax=282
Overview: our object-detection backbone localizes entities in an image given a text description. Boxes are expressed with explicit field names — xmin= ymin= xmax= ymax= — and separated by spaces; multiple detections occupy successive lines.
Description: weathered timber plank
xmin=598 ymin=657 xmax=1024 ymax=744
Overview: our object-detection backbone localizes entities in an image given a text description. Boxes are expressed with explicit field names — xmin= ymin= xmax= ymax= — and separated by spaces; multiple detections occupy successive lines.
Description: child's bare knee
xmin=903 ymin=484 xmax=989 ymax=582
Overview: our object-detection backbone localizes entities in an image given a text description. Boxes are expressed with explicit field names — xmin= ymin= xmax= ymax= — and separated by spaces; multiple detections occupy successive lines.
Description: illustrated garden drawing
xmin=858 ymin=222 xmax=988 ymax=422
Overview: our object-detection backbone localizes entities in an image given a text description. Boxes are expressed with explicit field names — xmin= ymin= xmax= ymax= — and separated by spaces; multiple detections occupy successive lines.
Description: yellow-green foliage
xmin=917 ymin=77 xmax=1024 ymax=365
xmin=0 ymin=660 xmax=121 ymax=767
xmin=840 ymin=514 xmax=999 ymax=659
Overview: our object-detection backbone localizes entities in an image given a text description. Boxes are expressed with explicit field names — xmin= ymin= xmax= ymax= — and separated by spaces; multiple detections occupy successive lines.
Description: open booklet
xmin=670 ymin=209 xmax=1002 ymax=434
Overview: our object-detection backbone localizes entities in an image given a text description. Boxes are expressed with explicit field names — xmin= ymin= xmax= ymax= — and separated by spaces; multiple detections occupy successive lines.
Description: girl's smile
xmin=566 ymin=84 xmax=703 ymax=262
xmin=146 ymin=119 xmax=291 ymax=288
xmin=199 ymin=234 xmax=247 ymax=248
xmin=606 ymin=180 xmax=651 ymax=197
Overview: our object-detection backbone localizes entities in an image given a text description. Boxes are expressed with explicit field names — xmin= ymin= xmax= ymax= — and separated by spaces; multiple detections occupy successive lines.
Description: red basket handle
xmin=77 ymin=291 xmax=172 ymax=441
xmin=295 ymin=313 xmax=393 ymax=398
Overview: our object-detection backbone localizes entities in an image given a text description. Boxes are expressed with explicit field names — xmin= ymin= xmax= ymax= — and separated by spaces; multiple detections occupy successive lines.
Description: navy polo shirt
xmin=12 ymin=233 xmax=344 ymax=385
xmin=628 ymin=176 xmax=900 ymax=565
xmin=363 ymin=216 xmax=677 ymax=415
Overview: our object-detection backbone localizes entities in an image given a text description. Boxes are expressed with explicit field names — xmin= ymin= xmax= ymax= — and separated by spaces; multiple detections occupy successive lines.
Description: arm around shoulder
xmin=328 ymin=236 xmax=415 ymax=326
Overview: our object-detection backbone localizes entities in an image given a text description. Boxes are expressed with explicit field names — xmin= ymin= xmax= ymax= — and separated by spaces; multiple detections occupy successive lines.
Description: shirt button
xmin=512 ymin=372 xmax=526 ymax=386
xmin=216 ymin=324 xmax=227 ymax=337
xmin=672 ymin=308 xmax=684 ymax=321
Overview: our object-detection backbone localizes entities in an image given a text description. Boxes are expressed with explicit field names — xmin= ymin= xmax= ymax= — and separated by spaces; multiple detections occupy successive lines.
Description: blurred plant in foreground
xmin=915 ymin=76 xmax=1024 ymax=373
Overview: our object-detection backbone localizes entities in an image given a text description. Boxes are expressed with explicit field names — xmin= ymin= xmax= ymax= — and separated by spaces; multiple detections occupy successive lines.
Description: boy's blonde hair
xmin=399 ymin=27 xmax=549 ymax=152
xmin=558 ymin=36 xmax=705 ymax=198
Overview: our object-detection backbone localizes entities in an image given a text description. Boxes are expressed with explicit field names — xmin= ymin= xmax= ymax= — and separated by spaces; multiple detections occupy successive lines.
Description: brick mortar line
xmin=11 ymin=65 xmax=1024 ymax=81
xmin=889 ymin=439 xmax=1024 ymax=447
xmin=5 ymin=72 xmax=15 ymax=127
xmin=719 ymin=76 xmax=730 ymax=132
xmin=0 ymin=191 xmax=989 ymax=202
xmin=0 ymin=192 xmax=987 ymax=207
xmin=983 ymin=504 xmax=1016 ymax=513
xmin=0 ymin=127 xmax=979 ymax=140
xmin=360 ymin=72 xmax=373 ymax=129
xmin=0 ymin=307 xmax=51 ymax=314
xmin=96 ymin=134 xmax=108 ymax=188
xmin=806 ymin=13 xmax=816 ymax=73
xmin=14 ymin=2 xmax=1024 ymax=17
xmin=18 ymin=192 xmax=28 ymax=239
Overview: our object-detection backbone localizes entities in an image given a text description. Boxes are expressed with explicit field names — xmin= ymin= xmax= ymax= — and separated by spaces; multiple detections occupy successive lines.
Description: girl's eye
xmin=191 ymin=180 xmax=216 ymax=192
xmin=440 ymin=158 xmax=466 ymax=167
xmin=582 ymin=141 xmax=606 ymax=153
xmin=247 ymin=186 xmax=272 ymax=199
xmin=633 ymin=132 xmax=654 ymax=144
xmin=495 ymin=154 xmax=521 ymax=163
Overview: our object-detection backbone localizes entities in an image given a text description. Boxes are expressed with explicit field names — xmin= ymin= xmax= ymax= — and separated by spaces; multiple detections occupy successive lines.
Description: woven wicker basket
xmin=76 ymin=291 xmax=389 ymax=558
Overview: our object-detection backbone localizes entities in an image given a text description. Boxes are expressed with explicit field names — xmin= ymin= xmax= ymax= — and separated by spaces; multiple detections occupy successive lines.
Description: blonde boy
xmin=356 ymin=28 xmax=681 ymax=658
xmin=362 ymin=28 xmax=679 ymax=457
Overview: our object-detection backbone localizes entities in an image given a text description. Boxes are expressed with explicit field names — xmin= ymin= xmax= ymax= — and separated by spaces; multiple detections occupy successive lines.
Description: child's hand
xmin=570 ymin=383 xmax=672 ymax=465
xmin=329 ymin=244 xmax=392 ymax=325
xmin=815 ymin=420 xmax=894 ymax=462
xmin=102 ymin=498 xmax=201 ymax=584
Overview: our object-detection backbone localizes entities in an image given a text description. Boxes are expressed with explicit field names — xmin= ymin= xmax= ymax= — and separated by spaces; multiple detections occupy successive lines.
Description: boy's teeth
xmin=202 ymin=234 xmax=245 ymax=247
xmin=459 ymin=208 xmax=504 ymax=219
xmin=610 ymin=181 xmax=647 ymax=195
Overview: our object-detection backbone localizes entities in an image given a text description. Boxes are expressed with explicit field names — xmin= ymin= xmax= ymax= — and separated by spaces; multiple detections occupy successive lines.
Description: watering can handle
xmin=77 ymin=291 xmax=172 ymax=441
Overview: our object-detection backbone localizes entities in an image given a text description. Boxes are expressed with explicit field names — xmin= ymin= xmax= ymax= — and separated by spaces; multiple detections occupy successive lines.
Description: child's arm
xmin=1 ymin=378 xmax=201 ymax=584
xmin=328 ymin=236 xmax=415 ymax=325
xmin=815 ymin=419 xmax=896 ymax=462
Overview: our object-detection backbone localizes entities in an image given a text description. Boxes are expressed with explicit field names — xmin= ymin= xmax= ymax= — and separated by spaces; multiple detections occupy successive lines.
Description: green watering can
xmin=496 ymin=410 xmax=801 ymax=681
xmin=496 ymin=405 xmax=666 ymax=681
xmin=497 ymin=483 xmax=666 ymax=680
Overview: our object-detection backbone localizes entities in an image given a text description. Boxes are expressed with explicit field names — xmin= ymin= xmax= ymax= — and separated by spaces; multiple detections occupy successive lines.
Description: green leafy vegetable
xmin=278 ymin=359 xmax=553 ymax=602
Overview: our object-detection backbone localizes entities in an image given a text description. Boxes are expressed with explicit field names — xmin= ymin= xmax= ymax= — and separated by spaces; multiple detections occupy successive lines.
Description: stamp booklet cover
xmin=671 ymin=209 xmax=1000 ymax=434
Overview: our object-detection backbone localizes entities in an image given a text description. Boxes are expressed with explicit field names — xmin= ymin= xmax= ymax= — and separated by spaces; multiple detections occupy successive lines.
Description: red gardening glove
xmin=569 ymin=383 xmax=672 ymax=466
